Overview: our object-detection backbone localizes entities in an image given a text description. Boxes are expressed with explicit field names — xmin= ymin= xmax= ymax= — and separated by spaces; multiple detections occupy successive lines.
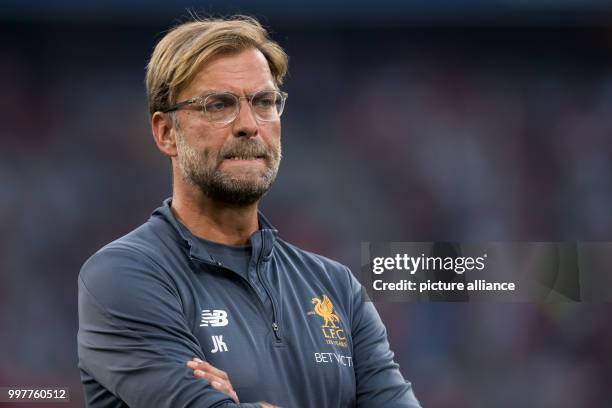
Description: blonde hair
xmin=146 ymin=15 xmax=288 ymax=116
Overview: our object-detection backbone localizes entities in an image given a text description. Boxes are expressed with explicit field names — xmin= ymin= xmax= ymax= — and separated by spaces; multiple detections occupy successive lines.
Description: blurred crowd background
xmin=2 ymin=1 xmax=612 ymax=407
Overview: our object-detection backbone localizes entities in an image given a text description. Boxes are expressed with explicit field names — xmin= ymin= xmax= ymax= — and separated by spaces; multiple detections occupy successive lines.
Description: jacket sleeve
xmin=348 ymin=269 xmax=422 ymax=408
xmin=77 ymin=247 xmax=261 ymax=408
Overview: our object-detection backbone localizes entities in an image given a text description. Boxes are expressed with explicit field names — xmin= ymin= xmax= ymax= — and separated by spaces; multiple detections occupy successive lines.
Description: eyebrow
xmin=194 ymin=88 xmax=279 ymax=98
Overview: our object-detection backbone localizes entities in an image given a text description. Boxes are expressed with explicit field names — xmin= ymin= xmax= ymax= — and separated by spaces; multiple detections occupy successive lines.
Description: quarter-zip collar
xmin=151 ymin=198 xmax=278 ymax=269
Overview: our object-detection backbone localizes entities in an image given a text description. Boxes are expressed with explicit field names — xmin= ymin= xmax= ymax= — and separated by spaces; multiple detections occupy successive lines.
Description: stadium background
xmin=2 ymin=1 xmax=612 ymax=406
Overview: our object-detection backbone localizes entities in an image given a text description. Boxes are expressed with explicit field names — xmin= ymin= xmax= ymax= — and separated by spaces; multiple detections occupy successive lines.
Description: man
xmin=77 ymin=16 xmax=421 ymax=408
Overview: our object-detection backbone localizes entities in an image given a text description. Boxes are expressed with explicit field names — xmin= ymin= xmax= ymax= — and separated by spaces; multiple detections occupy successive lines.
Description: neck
xmin=171 ymin=186 xmax=260 ymax=247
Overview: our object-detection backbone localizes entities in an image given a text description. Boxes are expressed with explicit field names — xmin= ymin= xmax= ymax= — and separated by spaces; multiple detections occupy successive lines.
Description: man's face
xmin=172 ymin=48 xmax=282 ymax=206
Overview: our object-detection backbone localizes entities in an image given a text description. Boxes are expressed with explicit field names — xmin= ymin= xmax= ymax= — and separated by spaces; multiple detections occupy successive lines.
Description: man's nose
xmin=232 ymin=99 xmax=259 ymax=138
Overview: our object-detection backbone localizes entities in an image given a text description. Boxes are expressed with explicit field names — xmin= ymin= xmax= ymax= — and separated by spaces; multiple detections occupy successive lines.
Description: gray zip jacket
xmin=77 ymin=198 xmax=421 ymax=407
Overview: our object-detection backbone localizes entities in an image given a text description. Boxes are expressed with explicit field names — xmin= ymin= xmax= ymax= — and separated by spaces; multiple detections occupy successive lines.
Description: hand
xmin=187 ymin=358 xmax=239 ymax=404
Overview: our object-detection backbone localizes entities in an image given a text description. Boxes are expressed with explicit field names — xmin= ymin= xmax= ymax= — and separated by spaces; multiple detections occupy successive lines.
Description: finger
xmin=187 ymin=359 xmax=229 ymax=381
xmin=188 ymin=360 xmax=236 ymax=396
xmin=190 ymin=364 xmax=239 ymax=404
xmin=188 ymin=360 xmax=225 ymax=378
xmin=188 ymin=358 xmax=230 ymax=380
xmin=210 ymin=378 xmax=239 ymax=404
xmin=187 ymin=359 xmax=206 ymax=370
xmin=257 ymin=402 xmax=278 ymax=408
xmin=194 ymin=370 xmax=237 ymax=397
xmin=193 ymin=370 xmax=225 ymax=385
xmin=230 ymin=390 xmax=240 ymax=404
xmin=211 ymin=380 xmax=228 ymax=393
xmin=211 ymin=381 xmax=239 ymax=403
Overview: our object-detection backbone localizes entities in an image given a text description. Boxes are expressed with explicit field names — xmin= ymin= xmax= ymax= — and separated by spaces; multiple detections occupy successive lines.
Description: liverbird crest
xmin=307 ymin=295 xmax=340 ymax=328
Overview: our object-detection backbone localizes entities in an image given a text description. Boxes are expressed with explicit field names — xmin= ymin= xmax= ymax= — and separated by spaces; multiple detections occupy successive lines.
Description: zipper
xmin=191 ymin=256 xmax=270 ymax=332
xmin=256 ymin=231 xmax=282 ymax=343
xmin=191 ymin=232 xmax=282 ymax=344
xmin=272 ymin=322 xmax=280 ymax=339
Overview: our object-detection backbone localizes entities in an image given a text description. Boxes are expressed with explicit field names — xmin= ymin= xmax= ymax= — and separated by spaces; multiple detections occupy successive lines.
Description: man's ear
xmin=151 ymin=112 xmax=178 ymax=157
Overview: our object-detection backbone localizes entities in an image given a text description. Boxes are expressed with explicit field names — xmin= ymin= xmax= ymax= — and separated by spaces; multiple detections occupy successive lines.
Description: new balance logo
xmin=200 ymin=310 xmax=228 ymax=327
xmin=211 ymin=335 xmax=228 ymax=353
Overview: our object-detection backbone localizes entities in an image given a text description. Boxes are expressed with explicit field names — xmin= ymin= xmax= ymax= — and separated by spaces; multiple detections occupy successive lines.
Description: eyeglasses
xmin=161 ymin=89 xmax=288 ymax=126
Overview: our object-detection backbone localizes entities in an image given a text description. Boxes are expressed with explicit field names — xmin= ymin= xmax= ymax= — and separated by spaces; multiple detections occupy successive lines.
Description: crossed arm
xmin=186 ymin=358 xmax=241 ymax=405
xmin=184 ymin=269 xmax=422 ymax=408
xmin=78 ymin=248 xmax=420 ymax=407
xmin=78 ymin=248 xmax=276 ymax=407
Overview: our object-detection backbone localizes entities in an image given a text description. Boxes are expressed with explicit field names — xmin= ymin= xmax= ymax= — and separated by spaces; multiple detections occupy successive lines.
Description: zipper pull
xmin=272 ymin=322 xmax=281 ymax=340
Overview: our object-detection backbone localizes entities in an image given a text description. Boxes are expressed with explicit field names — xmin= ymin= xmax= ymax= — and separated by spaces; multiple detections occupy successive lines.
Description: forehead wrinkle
xmin=184 ymin=49 xmax=274 ymax=99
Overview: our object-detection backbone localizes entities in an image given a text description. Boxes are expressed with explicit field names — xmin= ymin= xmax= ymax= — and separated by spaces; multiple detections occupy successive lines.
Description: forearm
xmin=349 ymin=269 xmax=421 ymax=407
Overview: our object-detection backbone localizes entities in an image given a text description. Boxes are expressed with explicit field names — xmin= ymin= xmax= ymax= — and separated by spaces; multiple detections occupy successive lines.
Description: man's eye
xmin=206 ymin=101 xmax=228 ymax=112
xmin=205 ymin=96 xmax=236 ymax=112
xmin=254 ymin=96 xmax=276 ymax=108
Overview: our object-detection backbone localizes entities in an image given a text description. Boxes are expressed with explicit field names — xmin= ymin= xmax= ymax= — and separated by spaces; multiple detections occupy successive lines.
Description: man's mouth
xmin=224 ymin=155 xmax=265 ymax=161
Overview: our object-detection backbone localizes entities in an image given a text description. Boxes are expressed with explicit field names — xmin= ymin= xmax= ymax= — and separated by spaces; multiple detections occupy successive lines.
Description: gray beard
xmin=175 ymin=130 xmax=280 ymax=207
